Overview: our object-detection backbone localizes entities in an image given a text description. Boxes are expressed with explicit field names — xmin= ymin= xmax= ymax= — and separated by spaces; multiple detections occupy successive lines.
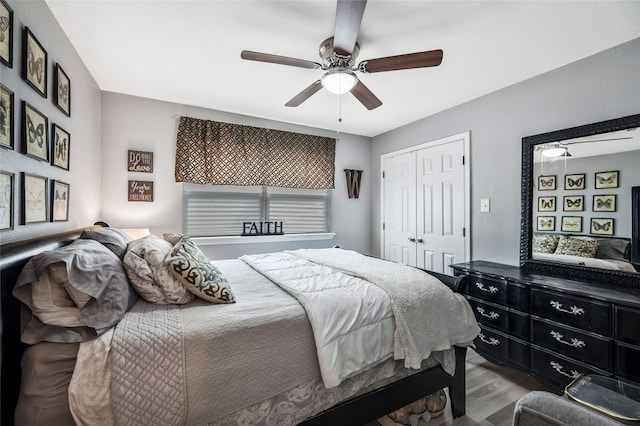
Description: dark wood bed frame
xmin=1 ymin=227 xmax=468 ymax=426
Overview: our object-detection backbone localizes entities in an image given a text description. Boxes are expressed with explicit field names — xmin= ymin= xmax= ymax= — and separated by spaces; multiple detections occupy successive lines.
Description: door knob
xmin=416 ymin=238 xmax=424 ymax=243
xmin=408 ymin=237 xmax=416 ymax=242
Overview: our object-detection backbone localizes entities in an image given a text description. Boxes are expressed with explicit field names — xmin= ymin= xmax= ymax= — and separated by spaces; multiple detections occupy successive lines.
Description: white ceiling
xmin=45 ymin=1 xmax=640 ymax=137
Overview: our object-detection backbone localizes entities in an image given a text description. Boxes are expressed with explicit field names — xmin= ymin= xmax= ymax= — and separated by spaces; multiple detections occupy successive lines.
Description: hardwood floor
xmin=374 ymin=349 xmax=553 ymax=426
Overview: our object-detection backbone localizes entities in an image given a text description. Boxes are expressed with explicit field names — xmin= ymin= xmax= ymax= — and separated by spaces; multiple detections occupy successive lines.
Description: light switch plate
xmin=481 ymin=198 xmax=491 ymax=212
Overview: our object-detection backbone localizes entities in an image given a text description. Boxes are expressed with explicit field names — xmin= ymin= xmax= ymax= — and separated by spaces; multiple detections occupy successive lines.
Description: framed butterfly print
xmin=52 ymin=124 xmax=70 ymax=170
xmin=537 ymin=196 xmax=556 ymax=212
xmin=593 ymin=194 xmax=616 ymax=212
xmin=22 ymin=101 xmax=48 ymax=161
xmin=22 ymin=27 xmax=47 ymax=97
xmin=54 ymin=63 xmax=70 ymax=116
xmin=591 ymin=218 xmax=614 ymax=236
xmin=0 ymin=171 xmax=14 ymax=230
xmin=564 ymin=173 xmax=585 ymax=190
xmin=536 ymin=216 xmax=555 ymax=231
xmin=595 ymin=171 xmax=619 ymax=189
xmin=538 ymin=175 xmax=556 ymax=191
xmin=22 ymin=172 xmax=47 ymax=224
xmin=51 ymin=180 xmax=69 ymax=221
xmin=563 ymin=195 xmax=584 ymax=212
xmin=0 ymin=0 xmax=13 ymax=68
xmin=561 ymin=216 xmax=582 ymax=233
xmin=0 ymin=83 xmax=13 ymax=149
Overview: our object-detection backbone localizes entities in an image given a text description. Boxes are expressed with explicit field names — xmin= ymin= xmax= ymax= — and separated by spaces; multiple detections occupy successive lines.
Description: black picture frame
xmin=21 ymin=172 xmax=48 ymax=224
xmin=590 ymin=218 xmax=614 ymax=236
xmin=53 ymin=63 xmax=70 ymax=116
xmin=51 ymin=123 xmax=70 ymax=170
xmin=594 ymin=170 xmax=619 ymax=189
xmin=0 ymin=170 xmax=14 ymax=230
xmin=563 ymin=195 xmax=584 ymax=212
xmin=22 ymin=101 xmax=48 ymax=162
xmin=564 ymin=173 xmax=585 ymax=190
xmin=537 ymin=196 xmax=556 ymax=212
xmin=536 ymin=216 xmax=555 ymax=232
xmin=51 ymin=180 xmax=69 ymax=222
xmin=0 ymin=0 xmax=13 ymax=68
xmin=0 ymin=83 xmax=13 ymax=149
xmin=22 ymin=27 xmax=47 ymax=97
xmin=538 ymin=175 xmax=556 ymax=191
xmin=592 ymin=194 xmax=616 ymax=212
xmin=561 ymin=216 xmax=582 ymax=233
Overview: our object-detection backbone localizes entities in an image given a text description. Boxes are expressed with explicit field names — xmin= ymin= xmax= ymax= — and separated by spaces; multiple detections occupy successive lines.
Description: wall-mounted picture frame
xmin=0 ymin=170 xmax=14 ymax=230
xmin=22 ymin=27 xmax=47 ymax=98
xmin=593 ymin=194 xmax=616 ymax=212
xmin=0 ymin=0 xmax=13 ymax=68
xmin=22 ymin=101 xmax=48 ymax=161
xmin=561 ymin=216 xmax=582 ymax=233
xmin=128 ymin=180 xmax=154 ymax=202
xmin=536 ymin=216 xmax=555 ymax=231
xmin=52 ymin=123 xmax=70 ymax=170
xmin=564 ymin=173 xmax=585 ymax=190
xmin=53 ymin=63 xmax=70 ymax=116
xmin=594 ymin=170 xmax=619 ymax=189
xmin=128 ymin=150 xmax=153 ymax=173
xmin=538 ymin=175 xmax=556 ymax=191
xmin=0 ymin=83 xmax=13 ymax=149
xmin=563 ymin=195 xmax=584 ymax=212
xmin=537 ymin=196 xmax=556 ymax=212
xmin=22 ymin=172 xmax=47 ymax=224
xmin=51 ymin=180 xmax=69 ymax=221
xmin=591 ymin=218 xmax=614 ymax=236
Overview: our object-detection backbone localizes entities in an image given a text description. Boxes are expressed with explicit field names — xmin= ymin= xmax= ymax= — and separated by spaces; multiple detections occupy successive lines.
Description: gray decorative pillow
xmin=123 ymin=235 xmax=195 ymax=304
xmin=80 ymin=227 xmax=132 ymax=260
xmin=595 ymin=238 xmax=630 ymax=261
xmin=554 ymin=236 xmax=599 ymax=258
xmin=532 ymin=234 xmax=559 ymax=254
xmin=165 ymin=237 xmax=235 ymax=304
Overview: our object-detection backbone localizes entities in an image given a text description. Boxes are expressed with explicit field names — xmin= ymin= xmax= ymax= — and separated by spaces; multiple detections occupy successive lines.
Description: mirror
xmin=521 ymin=114 xmax=640 ymax=287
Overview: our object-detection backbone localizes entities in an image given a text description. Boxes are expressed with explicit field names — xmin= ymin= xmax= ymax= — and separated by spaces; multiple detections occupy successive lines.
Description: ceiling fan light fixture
xmin=543 ymin=146 xmax=569 ymax=158
xmin=321 ymin=69 xmax=358 ymax=94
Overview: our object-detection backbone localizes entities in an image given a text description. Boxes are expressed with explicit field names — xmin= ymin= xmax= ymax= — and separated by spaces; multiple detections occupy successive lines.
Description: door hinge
xmin=382 ymin=171 xmax=385 ymax=178
xmin=463 ymin=227 xmax=466 ymax=237
xmin=462 ymin=155 xmax=465 ymax=165
xmin=382 ymin=223 xmax=385 ymax=230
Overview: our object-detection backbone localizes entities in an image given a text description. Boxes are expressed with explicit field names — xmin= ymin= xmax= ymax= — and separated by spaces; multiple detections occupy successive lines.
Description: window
xmin=183 ymin=184 xmax=331 ymax=237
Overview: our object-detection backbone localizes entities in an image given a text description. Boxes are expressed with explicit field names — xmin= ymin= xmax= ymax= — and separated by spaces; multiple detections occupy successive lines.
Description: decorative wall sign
xmin=344 ymin=169 xmax=363 ymax=199
xmin=0 ymin=83 xmax=13 ymax=149
xmin=0 ymin=0 xmax=13 ymax=68
xmin=51 ymin=180 xmax=69 ymax=221
xmin=561 ymin=216 xmax=582 ymax=233
xmin=52 ymin=124 xmax=70 ymax=170
xmin=242 ymin=221 xmax=284 ymax=236
xmin=53 ymin=63 xmax=70 ymax=116
xmin=22 ymin=172 xmax=47 ymax=224
xmin=594 ymin=171 xmax=619 ymax=189
xmin=593 ymin=194 xmax=616 ymax=212
xmin=563 ymin=195 xmax=584 ymax=212
xmin=536 ymin=216 xmax=555 ymax=231
xmin=128 ymin=180 xmax=153 ymax=202
xmin=22 ymin=27 xmax=47 ymax=97
xmin=564 ymin=173 xmax=585 ymax=190
xmin=591 ymin=218 xmax=614 ymax=236
xmin=22 ymin=101 xmax=48 ymax=161
xmin=537 ymin=175 xmax=556 ymax=191
xmin=128 ymin=150 xmax=153 ymax=173
xmin=537 ymin=196 xmax=556 ymax=212
xmin=0 ymin=170 xmax=14 ymax=230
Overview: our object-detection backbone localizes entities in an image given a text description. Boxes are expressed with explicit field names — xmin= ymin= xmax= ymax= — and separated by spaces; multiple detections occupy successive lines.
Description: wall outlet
xmin=481 ymin=198 xmax=491 ymax=212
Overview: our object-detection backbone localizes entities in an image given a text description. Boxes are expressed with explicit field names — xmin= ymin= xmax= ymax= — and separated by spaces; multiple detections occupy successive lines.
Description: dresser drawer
xmin=506 ymin=280 xmax=529 ymax=312
xmin=531 ymin=317 xmax=613 ymax=371
xmin=530 ymin=289 xmax=611 ymax=336
xmin=467 ymin=297 xmax=529 ymax=340
xmin=615 ymin=306 xmax=640 ymax=346
xmin=467 ymin=274 xmax=507 ymax=304
xmin=616 ymin=341 xmax=640 ymax=384
xmin=530 ymin=345 xmax=611 ymax=389
xmin=475 ymin=325 xmax=529 ymax=370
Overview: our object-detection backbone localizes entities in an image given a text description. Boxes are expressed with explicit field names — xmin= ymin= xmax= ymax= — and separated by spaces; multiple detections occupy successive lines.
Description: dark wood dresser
xmin=451 ymin=260 xmax=640 ymax=390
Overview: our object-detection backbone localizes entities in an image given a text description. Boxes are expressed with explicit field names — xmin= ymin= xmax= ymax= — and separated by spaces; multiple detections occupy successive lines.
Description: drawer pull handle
xmin=550 ymin=361 xmax=580 ymax=379
xmin=478 ymin=333 xmax=500 ymax=346
xmin=550 ymin=330 xmax=586 ymax=348
xmin=476 ymin=306 xmax=500 ymax=320
xmin=549 ymin=300 xmax=585 ymax=316
xmin=476 ymin=282 xmax=499 ymax=294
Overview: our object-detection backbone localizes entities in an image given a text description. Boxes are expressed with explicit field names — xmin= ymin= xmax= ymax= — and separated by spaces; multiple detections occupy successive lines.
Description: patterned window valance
xmin=175 ymin=117 xmax=336 ymax=189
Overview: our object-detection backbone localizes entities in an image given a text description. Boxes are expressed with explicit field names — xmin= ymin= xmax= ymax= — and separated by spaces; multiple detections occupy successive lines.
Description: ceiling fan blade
xmin=359 ymin=49 xmax=443 ymax=73
xmin=285 ymin=80 xmax=323 ymax=107
xmin=333 ymin=0 xmax=367 ymax=56
xmin=350 ymin=80 xmax=382 ymax=110
xmin=241 ymin=50 xmax=321 ymax=70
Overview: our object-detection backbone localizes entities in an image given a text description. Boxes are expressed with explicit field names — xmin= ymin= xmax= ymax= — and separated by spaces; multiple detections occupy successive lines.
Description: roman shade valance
xmin=175 ymin=116 xmax=336 ymax=189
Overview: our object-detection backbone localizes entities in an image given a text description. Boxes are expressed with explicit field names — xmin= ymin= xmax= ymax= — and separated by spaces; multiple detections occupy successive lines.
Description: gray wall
xmin=0 ymin=0 xmax=102 ymax=244
xmin=371 ymin=38 xmax=640 ymax=265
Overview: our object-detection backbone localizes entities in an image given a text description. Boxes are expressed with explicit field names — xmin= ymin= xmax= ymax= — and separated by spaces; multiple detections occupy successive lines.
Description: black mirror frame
xmin=520 ymin=113 xmax=640 ymax=289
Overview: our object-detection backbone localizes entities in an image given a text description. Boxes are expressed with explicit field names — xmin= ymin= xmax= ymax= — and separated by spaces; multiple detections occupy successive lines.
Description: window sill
xmin=192 ymin=233 xmax=336 ymax=246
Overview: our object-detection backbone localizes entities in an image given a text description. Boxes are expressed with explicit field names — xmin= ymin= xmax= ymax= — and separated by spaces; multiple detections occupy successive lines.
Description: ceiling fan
xmin=240 ymin=0 xmax=443 ymax=110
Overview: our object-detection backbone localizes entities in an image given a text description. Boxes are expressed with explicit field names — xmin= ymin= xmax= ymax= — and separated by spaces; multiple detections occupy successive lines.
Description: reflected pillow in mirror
xmin=595 ymin=238 xmax=630 ymax=261
xmin=554 ymin=236 xmax=599 ymax=258
xmin=532 ymin=234 xmax=560 ymax=254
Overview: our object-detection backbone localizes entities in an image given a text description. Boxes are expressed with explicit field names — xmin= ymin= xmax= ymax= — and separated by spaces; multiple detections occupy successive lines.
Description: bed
xmin=1 ymin=226 xmax=479 ymax=425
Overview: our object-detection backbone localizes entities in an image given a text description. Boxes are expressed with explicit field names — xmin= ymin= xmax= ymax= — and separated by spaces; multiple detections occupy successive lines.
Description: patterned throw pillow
xmin=165 ymin=237 xmax=235 ymax=303
xmin=532 ymin=234 xmax=560 ymax=254
xmin=554 ymin=236 xmax=599 ymax=258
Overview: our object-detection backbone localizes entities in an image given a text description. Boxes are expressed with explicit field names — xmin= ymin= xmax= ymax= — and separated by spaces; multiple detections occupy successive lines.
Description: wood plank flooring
xmin=372 ymin=349 xmax=553 ymax=426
